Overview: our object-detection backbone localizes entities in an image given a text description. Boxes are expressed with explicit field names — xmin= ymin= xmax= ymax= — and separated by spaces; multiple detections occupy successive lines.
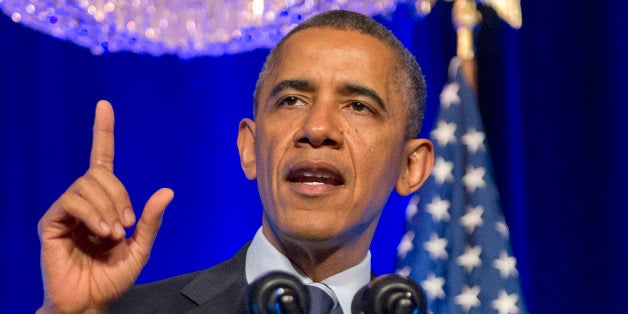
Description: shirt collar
xmin=245 ymin=227 xmax=371 ymax=312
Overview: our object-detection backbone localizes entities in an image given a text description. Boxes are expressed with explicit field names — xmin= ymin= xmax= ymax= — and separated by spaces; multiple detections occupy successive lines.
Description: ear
xmin=395 ymin=139 xmax=434 ymax=196
xmin=237 ymin=118 xmax=257 ymax=180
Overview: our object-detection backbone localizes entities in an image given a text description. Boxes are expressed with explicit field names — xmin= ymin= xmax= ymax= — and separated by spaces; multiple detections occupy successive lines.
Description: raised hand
xmin=37 ymin=100 xmax=174 ymax=313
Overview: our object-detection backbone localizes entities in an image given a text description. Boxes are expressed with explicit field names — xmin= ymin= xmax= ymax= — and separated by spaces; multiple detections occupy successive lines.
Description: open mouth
xmin=286 ymin=167 xmax=345 ymax=186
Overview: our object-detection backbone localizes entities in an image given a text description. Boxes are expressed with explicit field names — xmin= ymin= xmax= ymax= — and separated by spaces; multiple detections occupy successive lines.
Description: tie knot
xmin=306 ymin=283 xmax=342 ymax=313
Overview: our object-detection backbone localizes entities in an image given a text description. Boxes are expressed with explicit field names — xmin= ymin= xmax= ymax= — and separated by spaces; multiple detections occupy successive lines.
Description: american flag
xmin=396 ymin=57 xmax=527 ymax=314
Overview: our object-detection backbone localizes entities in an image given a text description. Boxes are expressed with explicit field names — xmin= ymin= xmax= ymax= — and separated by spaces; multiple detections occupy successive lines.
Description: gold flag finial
xmin=452 ymin=0 xmax=481 ymax=91
xmin=416 ymin=0 xmax=522 ymax=90
xmin=418 ymin=0 xmax=522 ymax=29
xmin=415 ymin=0 xmax=439 ymax=16
xmin=480 ymin=0 xmax=522 ymax=29
xmin=452 ymin=0 xmax=481 ymax=60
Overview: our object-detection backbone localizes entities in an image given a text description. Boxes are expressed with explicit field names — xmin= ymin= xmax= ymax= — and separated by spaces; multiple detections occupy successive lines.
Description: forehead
xmin=275 ymin=27 xmax=393 ymax=77
xmin=260 ymin=28 xmax=404 ymax=109
xmin=281 ymin=27 xmax=390 ymax=58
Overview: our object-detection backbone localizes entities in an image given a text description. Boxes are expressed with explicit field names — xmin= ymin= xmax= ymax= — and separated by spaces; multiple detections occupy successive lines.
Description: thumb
xmin=130 ymin=188 xmax=174 ymax=258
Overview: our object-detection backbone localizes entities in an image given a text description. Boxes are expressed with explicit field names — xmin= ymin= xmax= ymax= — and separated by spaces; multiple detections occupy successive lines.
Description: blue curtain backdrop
xmin=1 ymin=1 xmax=626 ymax=313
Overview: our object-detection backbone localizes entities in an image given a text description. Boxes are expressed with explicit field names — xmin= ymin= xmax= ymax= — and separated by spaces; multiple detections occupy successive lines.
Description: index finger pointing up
xmin=90 ymin=100 xmax=115 ymax=171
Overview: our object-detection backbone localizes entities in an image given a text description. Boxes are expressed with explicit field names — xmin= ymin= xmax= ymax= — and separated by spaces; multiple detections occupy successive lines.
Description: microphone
xmin=351 ymin=274 xmax=428 ymax=314
xmin=245 ymin=271 xmax=310 ymax=314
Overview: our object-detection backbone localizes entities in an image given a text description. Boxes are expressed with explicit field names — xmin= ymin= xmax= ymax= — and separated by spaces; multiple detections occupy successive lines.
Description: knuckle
xmin=58 ymin=192 xmax=74 ymax=208
xmin=114 ymin=187 xmax=131 ymax=205
xmin=90 ymin=167 xmax=130 ymax=208
xmin=87 ymin=164 xmax=109 ymax=177
xmin=74 ymin=174 xmax=89 ymax=188
xmin=94 ymin=154 xmax=114 ymax=168
xmin=57 ymin=193 xmax=85 ymax=219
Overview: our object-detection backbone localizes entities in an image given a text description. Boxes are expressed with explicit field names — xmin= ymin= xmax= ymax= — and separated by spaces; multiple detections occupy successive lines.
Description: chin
xmin=281 ymin=216 xmax=344 ymax=244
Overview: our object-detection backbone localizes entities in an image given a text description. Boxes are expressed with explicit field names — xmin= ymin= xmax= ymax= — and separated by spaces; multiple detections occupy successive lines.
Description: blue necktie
xmin=307 ymin=283 xmax=343 ymax=314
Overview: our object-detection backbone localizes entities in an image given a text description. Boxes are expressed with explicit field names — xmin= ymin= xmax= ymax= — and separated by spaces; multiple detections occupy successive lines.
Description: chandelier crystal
xmin=1 ymin=0 xmax=400 ymax=58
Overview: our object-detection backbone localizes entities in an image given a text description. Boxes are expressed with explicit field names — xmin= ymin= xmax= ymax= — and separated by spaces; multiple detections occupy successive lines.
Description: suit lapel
xmin=181 ymin=243 xmax=250 ymax=313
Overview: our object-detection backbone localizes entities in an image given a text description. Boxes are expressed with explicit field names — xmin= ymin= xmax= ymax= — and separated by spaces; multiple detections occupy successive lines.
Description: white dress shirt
xmin=245 ymin=227 xmax=372 ymax=312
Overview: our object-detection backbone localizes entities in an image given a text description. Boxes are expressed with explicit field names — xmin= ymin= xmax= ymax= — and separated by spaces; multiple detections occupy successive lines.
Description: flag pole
xmin=452 ymin=0 xmax=481 ymax=93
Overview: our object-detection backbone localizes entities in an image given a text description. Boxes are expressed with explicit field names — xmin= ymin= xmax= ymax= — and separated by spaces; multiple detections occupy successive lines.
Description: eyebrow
xmin=268 ymin=79 xmax=315 ymax=100
xmin=339 ymin=83 xmax=387 ymax=112
xmin=267 ymin=79 xmax=387 ymax=112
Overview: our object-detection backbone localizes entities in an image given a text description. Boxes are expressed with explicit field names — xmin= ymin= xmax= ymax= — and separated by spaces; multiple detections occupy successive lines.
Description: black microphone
xmin=245 ymin=271 xmax=310 ymax=314
xmin=351 ymin=274 xmax=428 ymax=314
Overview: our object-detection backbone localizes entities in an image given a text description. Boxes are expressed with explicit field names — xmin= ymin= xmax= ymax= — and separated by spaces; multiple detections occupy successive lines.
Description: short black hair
xmin=253 ymin=10 xmax=426 ymax=139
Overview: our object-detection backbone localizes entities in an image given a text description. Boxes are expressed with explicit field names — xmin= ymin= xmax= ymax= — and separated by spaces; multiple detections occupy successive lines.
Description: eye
xmin=350 ymin=101 xmax=371 ymax=113
xmin=278 ymin=96 xmax=305 ymax=107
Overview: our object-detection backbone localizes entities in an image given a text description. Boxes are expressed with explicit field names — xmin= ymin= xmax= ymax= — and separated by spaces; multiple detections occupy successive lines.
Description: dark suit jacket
xmin=109 ymin=243 xmax=250 ymax=313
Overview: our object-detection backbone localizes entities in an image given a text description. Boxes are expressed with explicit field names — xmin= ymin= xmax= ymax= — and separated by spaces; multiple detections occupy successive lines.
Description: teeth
xmin=304 ymin=182 xmax=324 ymax=185
xmin=302 ymin=171 xmax=331 ymax=179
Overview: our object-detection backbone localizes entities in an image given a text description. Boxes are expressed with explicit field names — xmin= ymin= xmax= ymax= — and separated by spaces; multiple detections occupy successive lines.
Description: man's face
xmin=238 ymin=28 xmax=428 ymax=249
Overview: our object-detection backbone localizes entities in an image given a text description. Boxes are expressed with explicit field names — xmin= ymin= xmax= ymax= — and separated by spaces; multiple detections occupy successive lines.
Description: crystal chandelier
xmin=0 ymin=0 xmax=400 ymax=58
xmin=1 ymin=0 xmax=520 ymax=58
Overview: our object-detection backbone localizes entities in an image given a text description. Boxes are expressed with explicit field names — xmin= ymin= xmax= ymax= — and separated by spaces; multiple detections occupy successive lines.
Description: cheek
xmin=254 ymin=124 xmax=292 ymax=194
xmin=254 ymin=129 xmax=276 ymax=190
xmin=352 ymin=133 xmax=405 ymax=200
xmin=356 ymin=130 xmax=405 ymax=171
xmin=360 ymin=138 xmax=404 ymax=186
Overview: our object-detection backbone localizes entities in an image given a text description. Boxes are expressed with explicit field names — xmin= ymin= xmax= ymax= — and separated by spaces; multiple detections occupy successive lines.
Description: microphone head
xmin=245 ymin=271 xmax=309 ymax=314
xmin=351 ymin=274 xmax=428 ymax=314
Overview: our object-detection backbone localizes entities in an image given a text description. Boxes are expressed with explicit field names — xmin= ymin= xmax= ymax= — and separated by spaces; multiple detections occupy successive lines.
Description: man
xmin=36 ymin=10 xmax=434 ymax=313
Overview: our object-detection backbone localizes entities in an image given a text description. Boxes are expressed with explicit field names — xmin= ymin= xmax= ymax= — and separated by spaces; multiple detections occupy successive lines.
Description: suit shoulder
xmin=109 ymin=243 xmax=251 ymax=313
xmin=109 ymin=269 xmax=205 ymax=313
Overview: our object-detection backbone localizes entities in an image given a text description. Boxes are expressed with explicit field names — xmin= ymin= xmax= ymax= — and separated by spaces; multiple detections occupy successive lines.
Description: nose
xmin=292 ymin=102 xmax=343 ymax=149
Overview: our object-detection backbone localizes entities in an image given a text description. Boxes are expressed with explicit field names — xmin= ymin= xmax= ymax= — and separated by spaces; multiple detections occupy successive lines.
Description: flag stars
xmin=457 ymin=245 xmax=482 ymax=273
xmin=455 ymin=285 xmax=481 ymax=312
xmin=495 ymin=221 xmax=510 ymax=238
xmin=493 ymin=251 xmax=518 ymax=278
xmin=491 ymin=290 xmax=520 ymax=314
xmin=398 ymin=59 xmax=527 ymax=314
xmin=397 ymin=231 xmax=415 ymax=259
xmin=431 ymin=120 xmax=457 ymax=147
xmin=406 ymin=195 xmax=420 ymax=221
xmin=462 ymin=166 xmax=486 ymax=193
xmin=422 ymin=273 xmax=446 ymax=300
xmin=423 ymin=233 xmax=449 ymax=260
xmin=432 ymin=157 xmax=454 ymax=184
xmin=440 ymin=82 xmax=461 ymax=109
xmin=461 ymin=205 xmax=484 ymax=234
xmin=396 ymin=266 xmax=411 ymax=278
xmin=461 ymin=129 xmax=485 ymax=153
xmin=426 ymin=196 xmax=451 ymax=222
